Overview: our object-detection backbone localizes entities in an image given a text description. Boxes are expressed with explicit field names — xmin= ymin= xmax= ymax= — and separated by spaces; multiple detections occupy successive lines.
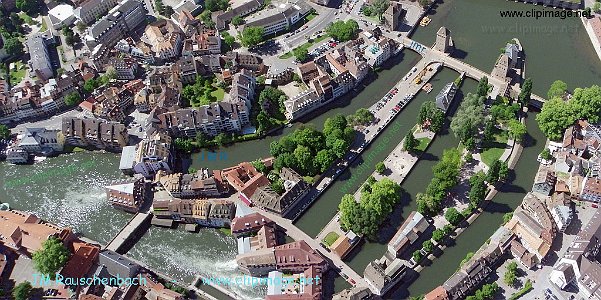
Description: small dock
xmin=105 ymin=212 xmax=152 ymax=254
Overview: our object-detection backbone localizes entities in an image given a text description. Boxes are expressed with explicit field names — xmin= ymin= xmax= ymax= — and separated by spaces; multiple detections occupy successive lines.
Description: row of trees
xmin=418 ymin=101 xmax=445 ymax=132
xmin=416 ymin=148 xmax=462 ymax=216
xmin=270 ymin=114 xmax=355 ymax=175
xmin=339 ymin=178 xmax=403 ymax=237
xmin=326 ymin=20 xmax=359 ymax=42
xmin=537 ymin=83 xmax=601 ymax=140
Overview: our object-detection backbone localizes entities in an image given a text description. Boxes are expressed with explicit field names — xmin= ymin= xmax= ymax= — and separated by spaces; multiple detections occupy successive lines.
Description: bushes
xmin=445 ymin=207 xmax=462 ymax=226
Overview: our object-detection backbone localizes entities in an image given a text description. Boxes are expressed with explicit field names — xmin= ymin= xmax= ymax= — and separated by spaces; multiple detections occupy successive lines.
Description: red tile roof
xmin=60 ymin=242 xmax=100 ymax=279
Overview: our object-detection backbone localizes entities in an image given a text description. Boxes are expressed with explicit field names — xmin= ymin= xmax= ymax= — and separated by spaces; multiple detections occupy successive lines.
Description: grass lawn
xmin=18 ymin=13 xmax=38 ymax=25
xmin=416 ymin=137 xmax=431 ymax=152
xmin=306 ymin=12 xmax=318 ymax=21
xmin=40 ymin=18 xmax=47 ymax=32
xmin=364 ymin=14 xmax=382 ymax=25
xmin=9 ymin=61 xmax=26 ymax=85
xmin=211 ymin=87 xmax=225 ymax=101
xmin=279 ymin=34 xmax=329 ymax=59
xmin=480 ymin=131 xmax=509 ymax=167
xmin=219 ymin=228 xmax=232 ymax=236
xmin=323 ymin=232 xmax=340 ymax=247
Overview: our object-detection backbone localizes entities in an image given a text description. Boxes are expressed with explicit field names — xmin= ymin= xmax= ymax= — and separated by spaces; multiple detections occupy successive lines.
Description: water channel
xmin=2 ymin=0 xmax=601 ymax=299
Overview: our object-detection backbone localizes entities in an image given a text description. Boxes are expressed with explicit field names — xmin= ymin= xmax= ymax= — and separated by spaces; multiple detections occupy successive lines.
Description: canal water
xmin=2 ymin=0 xmax=601 ymax=298
xmin=0 ymin=153 xmax=131 ymax=245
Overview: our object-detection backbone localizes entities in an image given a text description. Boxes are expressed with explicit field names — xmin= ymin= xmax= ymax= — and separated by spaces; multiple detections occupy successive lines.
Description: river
xmin=2 ymin=0 xmax=601 ymax=299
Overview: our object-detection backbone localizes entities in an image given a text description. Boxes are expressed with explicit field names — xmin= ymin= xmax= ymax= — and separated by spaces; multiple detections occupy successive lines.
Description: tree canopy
xmin=518 ymin=78 xmax=532 ymax=105
xmin=507 ymin=119 xmax=527 ymax=144
xmin=375 ymin=161 xmax=385 ymax=174
xmin=347 ymin=108 xmax=374 ymax=126
xmin=417 ymin=148 xmax=462 ymax=216
xmin=239 ymin=27 xmax=264 ymax=47
xmin=64 ymin=92 xmax=82 ymax=106
xmin=450 ymin=93 xmax=485 ymax=143
xmin=3 ymin=36 xmax=24 ymax=57
xmin=0 ymin=124 xmax=10 ymax=140
xmin=403 ymin=131 xmax=419 ymax=153
xmin=418 ymin=101 xmax=445 ymax=132
xmin=205 ymin=0 xmax=229 ymax=11
xmin=257 ymin=87 xmax=287 ymax=134
xmin=362 ymin=0 xmax=389 ymax=20
xmin=271 ymin=115 xmax=354 ymax=176
xmin=326 ymin=20 xmax=359 ymax=42
xmin=12 ymin=281 xmax=32 ymax=300
xmin=293 ymin=47 xmax=309 ymax=62
xmin=339 ymin=178 xmax=403 ymax=237
xmin=537 ymin=84 xmax=601 ymax=140
xmin=16 ymin=0 xmax=41 ymax=15
xmin=547 ymin=80 xmax=568 ymax=99
xmin=476 ymin=76 xmax=489 ymax=97
xmin=32 ymin=237 xmax=70 ymax=279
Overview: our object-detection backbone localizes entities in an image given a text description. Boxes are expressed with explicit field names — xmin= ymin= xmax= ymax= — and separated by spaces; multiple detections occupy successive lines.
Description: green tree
xmin=12 ymin=281 xmax=32 ymax=300
xmin=314 ymin=149 xmax=335 ymax=173
xmin=594 ymin=2 xmax=601 ymax=12
xmin=486 ymin=160 xmax=501 ymax=183
xmin=271 ymin=178 xmax=284 ymax=194
xmin=326 ymin=20 xmax=359 ymax=42
xmin=64 ymin=92 xmax=82 ymax=106
xmin=16 ymin=0 xmax=40 ymax=14
xmin=231 ymin=16 xmax=244 ymax=26
xmin=0 ymin=124 xmax=10 ymax=140
xmin=507 ymin=119 xmax=527 ymax=143
xmin=224 ymin=35 xmax=235 ymax=48
xmin=251 ymin=159 xmax=267 ymax=174
xmin=239 ymin=27 xmax=264 ymax=48
xmin=450 ymin=93 xmax=485 ymax=143
xmin=418 ymin=101 xmax=445 ymax=132
xmin=469 ymin=171 xmax=487 ymax=206
xmin=348 ymin=108 xmax=374 ymax=125
xmin=174 ymin=138 xmax=194 ymax=153
xmin=504 ymin=261 xmax=518 ymax=286
xmin=477 ymin=76 xmax=489 ymax=97
xmin=548 ymin=80 xmax=568 ymax=99
xmin=293 ymin=47 xmax=309 ymax=62
xmin=403 ymin=131 xmax=419 ymax=152
xmin=422 ymin=240 xmax=434 ymax=253
xmin=215 ymin=133 xmax=228 ymax=146
xmin=412 ymin=250 xmax=422 ymax=262
xmin=3 ymin=36 xmax=24 ymax=57
xmin=432 ymin=229 xmax=444 ymax=243
xmin=32 ymin=237 xmax=70 ymax=279
xmin=445 ymin=207 xmax=462 ymax=226
xmin=205 ymin=0 xmax=229 ymax=11
xmin=105 ymin=66 xmax=117 ymax=81
xmin=536 ymin=98 xmax=575 ymax=141
xmin=518 ymin=78 xmax=532 ymax=105
xmin=375 ymin=161 xmax=385 ymax=174
xmin=539 ymin=149 xmax=552 ymax=160
xmin=498 ymin=161 xmax=509 ymax=182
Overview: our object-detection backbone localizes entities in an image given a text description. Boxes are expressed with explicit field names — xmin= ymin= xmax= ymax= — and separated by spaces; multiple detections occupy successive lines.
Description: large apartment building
xmin=74 ymin=0 xmax=120 ymax=24
xmin=152 ymin=101 xmax=250 ymax=137
xmin=242 ymin=1 xmax=311 ymax=36
xmin=26 ymin=33 xmax=55 ymax=81
xmin=62 ymin=117 xmax=130 ymax=151
xmin=86 ymin=0 xmax=147 ymax=49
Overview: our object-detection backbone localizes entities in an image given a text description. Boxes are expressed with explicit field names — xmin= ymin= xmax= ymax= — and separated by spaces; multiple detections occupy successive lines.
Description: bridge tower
xmin=434 ymin=27 xmax=454 ymax=54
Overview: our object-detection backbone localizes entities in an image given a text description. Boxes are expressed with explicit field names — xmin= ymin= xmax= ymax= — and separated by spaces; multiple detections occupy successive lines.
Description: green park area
xmin=322 ymin=232 xmax=339 ymax=247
